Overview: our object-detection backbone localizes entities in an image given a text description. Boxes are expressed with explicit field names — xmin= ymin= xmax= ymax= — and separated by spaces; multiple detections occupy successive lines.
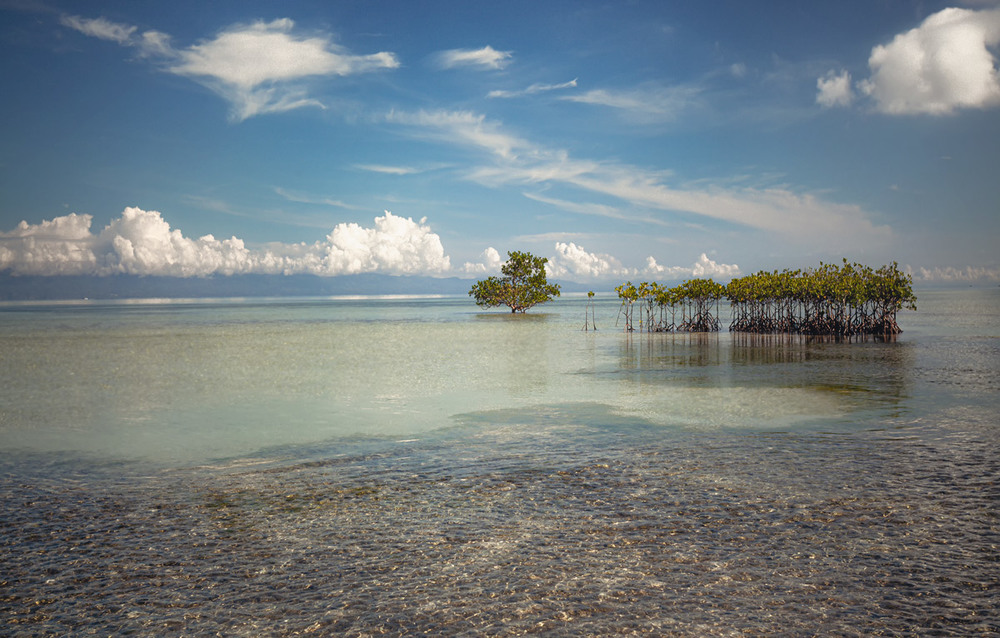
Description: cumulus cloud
xmin=546 ymin=242 xmax=631 ymax=280
xmin=816 ymin=69 xmax=854 ymax=107
xmin=540 ymin=244 xmax=740 ymax=282
xmin=0 ymin=213 xmax=99 ymax=275
xmin=60 ymin=15 xmax=398 ymax=121
xmin=858 ymin=7 xmax=1000 ymax=115
xmin=644 ymin=253 xmax=741 ymax=280
xmin=462 ymin=247 xmax=503 ymax=274
xmin=1 ymin=208 xmax=450 ymax=277
xmin=435 ymin=45 xmax=512 ymax=70
xmin=309 ymin=211 xmax=450 ymax=275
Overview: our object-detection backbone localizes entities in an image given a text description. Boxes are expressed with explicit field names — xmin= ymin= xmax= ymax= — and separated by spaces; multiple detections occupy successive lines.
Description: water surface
xmin=1 ymin=288 xmax=997 ymax=635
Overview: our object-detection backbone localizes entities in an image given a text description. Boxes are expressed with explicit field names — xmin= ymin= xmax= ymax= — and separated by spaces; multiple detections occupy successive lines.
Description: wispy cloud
xmin=60 ymin=15 xmax=136 ymax=44
xmin=522 ymin=192 xmax=673 ymax=228
xmin=434 ymin=45 xmax=512 ymax=70
xmin=60 ymin=13 xmax=170 ymax=56
xmin=354 ymin=164 xmax=424 ymax=175
xmin=386 ymin=107 xmax=894 ymax=251
xmin=488 ymin=78 xmax=577 ymax=99
xmin=384 ymin=109 xmax=530 ymax=159
xmin=561 ymin=83 xmax=703 ymax=122
xmin=273 ymin=187 xmax=361 ymax=210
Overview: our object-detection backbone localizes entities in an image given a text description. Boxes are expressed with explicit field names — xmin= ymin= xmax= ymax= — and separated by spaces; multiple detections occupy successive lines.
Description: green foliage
xmin=469 ymin=250 xmax=561 ymax=313
xmin=726 ymin=259 xmax=916 ymax=335
xmin=616 ymin=278 xmax=725 ymax=332
xmin=615 ymin=259 xmax=916 ymax=336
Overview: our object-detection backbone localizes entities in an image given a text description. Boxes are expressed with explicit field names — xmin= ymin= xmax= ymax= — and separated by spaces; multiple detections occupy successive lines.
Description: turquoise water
xmin=1 ymin=288 xmax=998 ymax=634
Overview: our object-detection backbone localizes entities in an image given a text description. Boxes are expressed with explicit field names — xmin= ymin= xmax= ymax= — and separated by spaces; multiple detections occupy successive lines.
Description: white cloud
xmin=60 ymin=15 xmax=136 ymax=44
xmin=385 ymin=109 xmax=530 ymax=159
xmin=542 ymin=244 xmax=740 ymax=282
xmin=691 ymin=253 xmax=741 ymax=278
xmin=816 ymin=69 xmax=854 ymax=107
xmin=98 ymin=207 xmax=275 ymax=276
xmin=310 ymin=211 xmax=451 ymax=276
xmin=0 ymin=213 xmax=98 ymax=275
xmin=488 ymin=78 xmax=578 ymax=99
xmin=546 ymin=242 xmax=632 ymax=280
xmin=858 ymin=7 xmax=1000 ymax=115
xmin=435 ymin=45 xmax=512 ymax=70
xmin=561 ymin=84 xmax=702 ymax=122
xmin=169 ymin=19 xmax=399 ymax=121
xmin=138 ymin=30 xmax=173 ymax=57
xmin=523 ymin=192 xmax=673 ymax=227
xmin=273 ymin=187 xmax=360 ymax=210
xmin=1 ymin=208 xmax=450 ymax=277
xmin=644 ymin=253 xmax=741 ymax=280
xmin=913 ymin=265 xmax=1000 ymax=281
xmin=462 ymin=247 xmax=503 ymax=274
xmin=354 ymin=164 xmax=422 ymax=175
xmin=61 ymin=14 xmax=172 ymax=58
xmin=61 ymin=15 xmax=398 ymax=121
xmin=389 ymin=107 xmax=893 ymax=252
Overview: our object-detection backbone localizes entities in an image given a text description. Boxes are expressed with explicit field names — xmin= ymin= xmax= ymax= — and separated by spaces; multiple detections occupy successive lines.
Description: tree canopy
xmin=614 ymin=259 xmax=916 ymax=336
xmin=469 ymin=250 xmax=561 ymax=313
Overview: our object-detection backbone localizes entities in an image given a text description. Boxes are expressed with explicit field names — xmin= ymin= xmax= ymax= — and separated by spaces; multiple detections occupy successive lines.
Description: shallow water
xmin=1 ymin=288 xmax=998 ymax=635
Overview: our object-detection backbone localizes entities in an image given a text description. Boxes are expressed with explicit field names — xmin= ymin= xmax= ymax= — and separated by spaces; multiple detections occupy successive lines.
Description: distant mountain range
xmin=0 ymin=274 xmax=597 ymax=300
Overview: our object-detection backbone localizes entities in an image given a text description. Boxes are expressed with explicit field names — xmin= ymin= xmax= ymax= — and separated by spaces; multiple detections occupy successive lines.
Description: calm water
xmin=1 ymin=289 xmax=997 ymax=635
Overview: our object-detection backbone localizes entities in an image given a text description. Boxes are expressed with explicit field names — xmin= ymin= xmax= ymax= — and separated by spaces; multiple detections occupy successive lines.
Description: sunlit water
xmin=1 ymin=289 xmax=997 ymax=635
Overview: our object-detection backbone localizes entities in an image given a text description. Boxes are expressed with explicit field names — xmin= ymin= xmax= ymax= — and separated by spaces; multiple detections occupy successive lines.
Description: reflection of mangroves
xmin=616 ymin=260 xmax=917 ymax=337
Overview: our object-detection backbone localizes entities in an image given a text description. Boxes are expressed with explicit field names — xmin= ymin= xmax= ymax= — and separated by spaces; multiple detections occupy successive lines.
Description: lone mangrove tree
xmin=469 ymin=250 xmax=561 ymax=313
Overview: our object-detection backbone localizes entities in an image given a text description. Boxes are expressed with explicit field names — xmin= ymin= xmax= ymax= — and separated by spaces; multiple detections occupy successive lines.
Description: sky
xmin=1 ymin=0 xmax=999 ymax=286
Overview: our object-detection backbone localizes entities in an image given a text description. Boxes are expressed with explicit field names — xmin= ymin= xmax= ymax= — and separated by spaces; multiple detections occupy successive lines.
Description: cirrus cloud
xmin=488 ymin=78 xmax=578 ymax=99
xmin=388 ymin=107 xmax=893 ymax=252
xmin=60 ymin=15 xmax=136 ymax=44
xmin=561 ymin=83 xmax=703 ymax=123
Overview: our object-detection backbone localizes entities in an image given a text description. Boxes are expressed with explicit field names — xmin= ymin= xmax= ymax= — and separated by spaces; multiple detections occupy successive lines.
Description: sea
xmin=1 ymin=287 xmax=997 ymax=636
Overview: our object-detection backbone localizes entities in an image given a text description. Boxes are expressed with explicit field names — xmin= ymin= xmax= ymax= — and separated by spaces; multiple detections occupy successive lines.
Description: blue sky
xmin=1 ymin=0 xmax=999 ymax=284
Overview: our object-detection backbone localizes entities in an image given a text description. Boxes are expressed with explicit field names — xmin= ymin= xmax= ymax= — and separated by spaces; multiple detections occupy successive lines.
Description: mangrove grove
xmin=616 ymin=260 xmax=916 ymax=337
